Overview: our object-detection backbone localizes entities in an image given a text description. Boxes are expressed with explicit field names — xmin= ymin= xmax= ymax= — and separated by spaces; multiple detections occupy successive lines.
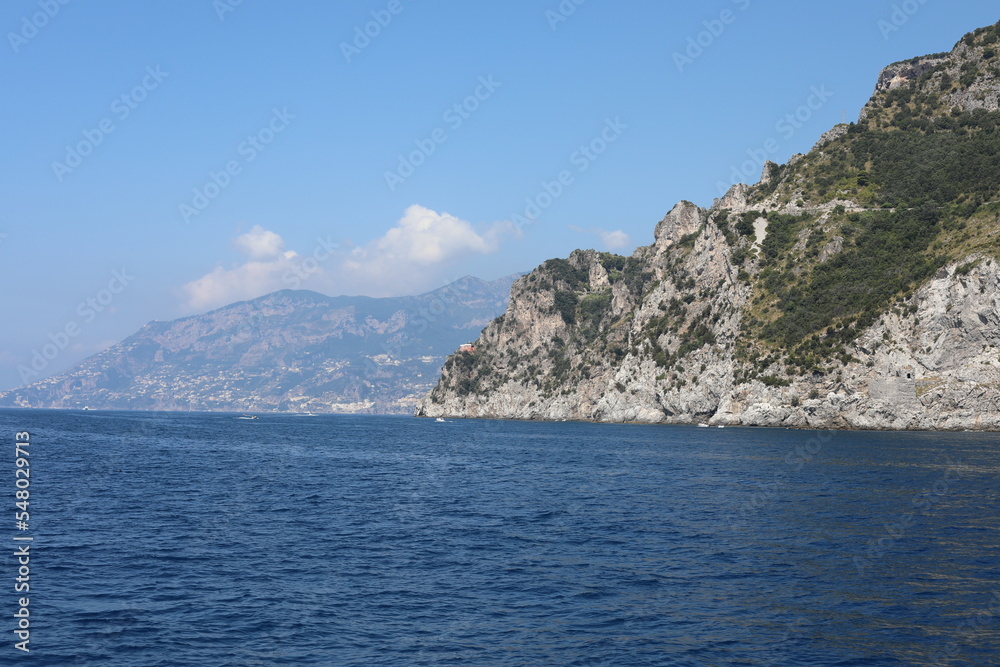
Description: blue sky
xmin=1 ymin=0 xmax=997 ymax=391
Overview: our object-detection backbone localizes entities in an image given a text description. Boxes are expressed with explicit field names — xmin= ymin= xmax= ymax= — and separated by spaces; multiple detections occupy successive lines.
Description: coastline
xmin=414 ymin=411 xmax=1000 ymax=433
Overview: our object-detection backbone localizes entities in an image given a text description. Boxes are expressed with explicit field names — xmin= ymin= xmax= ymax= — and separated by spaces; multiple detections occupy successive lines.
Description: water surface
xmin=3 ymin=409 xmax=998 ymax=665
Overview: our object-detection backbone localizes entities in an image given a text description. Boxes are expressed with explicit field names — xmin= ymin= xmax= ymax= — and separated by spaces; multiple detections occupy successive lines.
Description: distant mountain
xmin=418 ymin=22 xmax=1000 ymax=431
xmin=0 ymin=275 xmax=518 ymax=414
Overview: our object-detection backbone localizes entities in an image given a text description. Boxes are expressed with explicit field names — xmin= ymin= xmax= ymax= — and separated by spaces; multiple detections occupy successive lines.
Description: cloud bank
xmin=181 ymin=206 xmax=515 ymax=312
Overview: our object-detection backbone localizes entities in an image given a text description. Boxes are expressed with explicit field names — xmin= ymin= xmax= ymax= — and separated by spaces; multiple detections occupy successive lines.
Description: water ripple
xmin=2 ymin=410 xmax=998 ymax=665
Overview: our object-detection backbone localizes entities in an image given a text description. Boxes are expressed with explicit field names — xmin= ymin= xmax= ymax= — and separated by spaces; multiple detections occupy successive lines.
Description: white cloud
xmin=569 ymin=225 xmax=632 ymax=251
xmin=342 ymin=205 xmax=515 ymax=291
xmin=180 ymin=206 xmax=516 ymax=312
xmin=234 ymin=225 xmax=285 ymax=259
xmin=598 ymin=229 xmax=631 ymax=250
xmin=181 ymin=252 xmax=300 ymax=312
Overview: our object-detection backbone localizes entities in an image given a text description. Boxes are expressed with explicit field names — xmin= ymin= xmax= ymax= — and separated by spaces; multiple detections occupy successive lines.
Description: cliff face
xmin=417 ymin=23 xmax=1000 ymax=430
xmin=861 ymin=40 xmax=1000 ymax=120
xmin=417 ymin=223 xmax=1000 ymax=430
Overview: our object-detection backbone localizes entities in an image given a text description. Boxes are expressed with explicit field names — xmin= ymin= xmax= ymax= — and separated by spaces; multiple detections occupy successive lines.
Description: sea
xmin=1 ymin=408 xmax=998 ymax=666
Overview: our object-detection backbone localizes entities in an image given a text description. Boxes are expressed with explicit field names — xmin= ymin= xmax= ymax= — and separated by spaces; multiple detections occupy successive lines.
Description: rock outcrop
xmin=861 ymin=29 xmax=1000 ymax=120
xmin=417 ymin=23 xmax=1000 ymax=431
xmin=417 ymin=225 xmax=1000 ymax=430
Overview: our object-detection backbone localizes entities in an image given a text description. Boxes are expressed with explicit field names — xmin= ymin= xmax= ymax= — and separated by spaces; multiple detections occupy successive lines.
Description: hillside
xmin=1 ymin=275 xmax=516 ymax=414
xmin=417 ymin=23 xmax=1000 ymax=430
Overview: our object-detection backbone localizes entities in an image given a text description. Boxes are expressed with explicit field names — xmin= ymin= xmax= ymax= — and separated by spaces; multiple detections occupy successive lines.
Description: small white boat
xmin=697 ymin=423 xmax=709 ymax=428
xmin=238 ymin=415 xmax=258 ymax=420
xmin=435 ymin=418 xmax=447 ymax=423
xmin=717 ymin=425 xmax=725 ymax=428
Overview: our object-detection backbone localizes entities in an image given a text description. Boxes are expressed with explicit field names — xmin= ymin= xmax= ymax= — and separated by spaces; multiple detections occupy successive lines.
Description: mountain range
xmin=0 ymin=275 xmax=516 ymax=414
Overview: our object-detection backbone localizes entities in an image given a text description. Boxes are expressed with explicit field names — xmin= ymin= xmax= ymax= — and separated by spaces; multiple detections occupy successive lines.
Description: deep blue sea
xmin=1 ymin=409 xmax=998 ymax=666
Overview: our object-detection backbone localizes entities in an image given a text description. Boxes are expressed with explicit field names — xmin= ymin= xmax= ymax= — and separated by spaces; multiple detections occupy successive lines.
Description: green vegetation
xmin=445 ymin=349 xmax=491 ymax=396
xmin=677 ymin=227 xmax=703 ymax=249
xmin=598 ymin=253 xmax=627 ymax=281
xmin=753 ymin=207 xmax=946 ymax=367
xmin=956 ymin=260 xmax=978 ymax=276
xmin=760 ymin=375 xmax=791 ymax=388
xmin=438 ymin=30 xmax=1000 ymax=401
xmin=714 ymin=210 xmax=738 ymax=245
xmin=734 ymin=211 xmax=759 ymax=237
xmin=760 ymin=212 xmax=812 ymax=264
xmin=638 ymin=304 xmax=718 ymax=371
xmin=543 ymin=258 xmax=588 ymax=290
xmin=739 ymin=43 xmax=1000 ymax=369
xmin=621 ymin=255 xmax=654 ymax=296
xmin=851 ymin=113 xmax=1000 ymax=207
xmin=578 ymin=291 xmax=613 ymax=340
xmin=554 ymin=290 xmax=579 ymax=325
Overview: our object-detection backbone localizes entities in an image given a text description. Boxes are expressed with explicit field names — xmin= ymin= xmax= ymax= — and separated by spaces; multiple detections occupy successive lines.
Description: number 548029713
xmin=15 ymin=431 xmax=30 ymax=527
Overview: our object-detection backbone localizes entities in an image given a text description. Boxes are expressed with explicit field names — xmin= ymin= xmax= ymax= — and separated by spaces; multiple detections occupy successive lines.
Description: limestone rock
xmin=654 ymin=201 xmax=704 ymax=248
xmin=416 ymin=24 xmax=1000 ymax=432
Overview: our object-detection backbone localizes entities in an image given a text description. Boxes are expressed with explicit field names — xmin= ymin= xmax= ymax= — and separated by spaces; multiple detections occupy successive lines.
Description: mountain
xmin=0 ymin=275 xmax=518 ymax=414
xmin=417 ymin=23 xmax=1000 ymax=431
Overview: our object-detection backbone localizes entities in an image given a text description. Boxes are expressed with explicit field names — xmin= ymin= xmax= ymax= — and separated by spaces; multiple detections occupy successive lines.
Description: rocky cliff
xmin=417 ymin=23 xmax=1000 ymax=430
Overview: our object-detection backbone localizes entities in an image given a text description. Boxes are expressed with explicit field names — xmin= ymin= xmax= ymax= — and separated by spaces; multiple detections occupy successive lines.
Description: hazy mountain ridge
xmin=1 ymin=275 xmax=517 ymax=414
xmin=417 ymin=23 xmax=1000 ymax=430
